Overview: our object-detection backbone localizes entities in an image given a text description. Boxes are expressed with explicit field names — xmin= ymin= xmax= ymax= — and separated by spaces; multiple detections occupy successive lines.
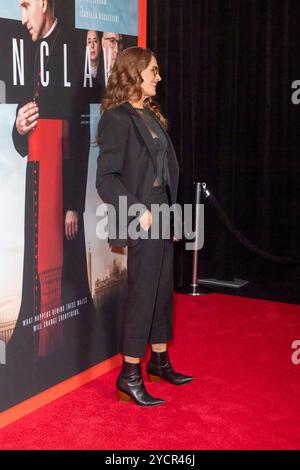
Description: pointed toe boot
xmin=146 ymin=350 xmax=194 ymax=385
xmin=117 ymin=361 xmax=165 ymax=407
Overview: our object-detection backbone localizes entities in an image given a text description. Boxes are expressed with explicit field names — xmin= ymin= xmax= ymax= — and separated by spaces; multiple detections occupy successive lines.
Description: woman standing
xmin=96 ymin=47 xmax=194 ymax=407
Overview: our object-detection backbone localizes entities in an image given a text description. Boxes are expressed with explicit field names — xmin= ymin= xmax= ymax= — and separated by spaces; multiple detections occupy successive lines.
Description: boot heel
xmin=116 ymin=361 xmax=165 ymax=406
xmin=149 ymin=374 xmax=160 ymax=383
xmin=118 ymin=390 xmax=131 ymax=402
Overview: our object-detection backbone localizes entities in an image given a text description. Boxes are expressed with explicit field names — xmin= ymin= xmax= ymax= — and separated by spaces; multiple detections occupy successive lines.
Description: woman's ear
xmin=42 ymin=0 xmax=47 ymax=14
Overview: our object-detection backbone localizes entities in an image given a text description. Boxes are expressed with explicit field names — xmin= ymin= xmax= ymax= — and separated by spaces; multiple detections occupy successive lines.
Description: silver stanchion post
xmin=176 ymin=182 xmax=211 ymax=296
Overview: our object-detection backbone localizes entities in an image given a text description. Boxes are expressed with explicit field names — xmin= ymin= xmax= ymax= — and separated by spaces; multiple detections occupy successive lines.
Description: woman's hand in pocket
xmin=139 ymin=209 xmax=152 ymax=231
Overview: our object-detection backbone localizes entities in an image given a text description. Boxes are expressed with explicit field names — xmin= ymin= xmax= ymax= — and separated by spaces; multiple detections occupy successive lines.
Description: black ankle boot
xmin=116 ymin=361 xmax=165 ymax=406
xmin=146 ymin=350 xmax=194 ymax=385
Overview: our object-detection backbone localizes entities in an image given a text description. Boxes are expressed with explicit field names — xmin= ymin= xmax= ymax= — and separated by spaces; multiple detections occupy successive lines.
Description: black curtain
xmin=147 ymin=0 xmax=300 ymax=303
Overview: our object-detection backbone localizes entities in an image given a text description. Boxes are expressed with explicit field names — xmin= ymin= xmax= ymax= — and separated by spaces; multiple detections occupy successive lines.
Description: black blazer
xmin=96 ymin=102 xmax=180 ymax=247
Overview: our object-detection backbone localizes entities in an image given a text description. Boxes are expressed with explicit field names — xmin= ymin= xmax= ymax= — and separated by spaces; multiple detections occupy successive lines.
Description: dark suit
xmin=96 ymin=102 xmax=180 ymax=247
xmin=96 ymin=102 xmax=180 ymax=356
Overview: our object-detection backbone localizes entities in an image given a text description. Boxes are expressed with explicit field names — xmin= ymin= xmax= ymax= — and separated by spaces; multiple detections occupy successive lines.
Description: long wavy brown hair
xmin=101 ymin=46 xmax=168 ymax=129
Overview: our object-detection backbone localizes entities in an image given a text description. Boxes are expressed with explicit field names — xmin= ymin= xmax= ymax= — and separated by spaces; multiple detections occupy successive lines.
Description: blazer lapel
xmin=121 ymin=102 xmax=158 ymax=174
xmin=121 ymin=102 xmax=180 ymax=203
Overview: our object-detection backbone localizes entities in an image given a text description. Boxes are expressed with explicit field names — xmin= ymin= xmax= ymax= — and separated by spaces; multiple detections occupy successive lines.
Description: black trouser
xmin=121 ymin=186 xmax=174 ymax=357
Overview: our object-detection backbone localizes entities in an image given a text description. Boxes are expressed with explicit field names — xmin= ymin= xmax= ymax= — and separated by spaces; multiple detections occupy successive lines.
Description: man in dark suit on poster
xmin=8 ymin=0 xmax=95 ymax=370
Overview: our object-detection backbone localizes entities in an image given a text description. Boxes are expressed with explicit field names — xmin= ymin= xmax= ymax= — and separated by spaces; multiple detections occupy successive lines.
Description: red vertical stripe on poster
xmin=28 ymin=119 xmax=64 ymax=356
xmin=138 ymin=0 xmax=147 ymax=47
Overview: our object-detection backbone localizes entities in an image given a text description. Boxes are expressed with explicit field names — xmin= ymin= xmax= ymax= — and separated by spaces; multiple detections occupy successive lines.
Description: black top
xmin=136 ymin=108 xmax=170 ymax=187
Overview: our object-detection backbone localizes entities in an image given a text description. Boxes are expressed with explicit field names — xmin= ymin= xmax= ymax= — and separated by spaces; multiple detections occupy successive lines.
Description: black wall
xmin=147 ymin=0 xmax=300 ymax=304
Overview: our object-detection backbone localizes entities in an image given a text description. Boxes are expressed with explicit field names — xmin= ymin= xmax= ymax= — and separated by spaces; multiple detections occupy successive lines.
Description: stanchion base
xmin=198 ymin=277 xmax=249 ymax=289
xmin=175 ymin=284 xmax=213 ymax=296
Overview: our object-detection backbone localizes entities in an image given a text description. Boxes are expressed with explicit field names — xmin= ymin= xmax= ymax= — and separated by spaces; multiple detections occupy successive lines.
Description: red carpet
xmin=0 ymin=293 xmax=300 ymax=450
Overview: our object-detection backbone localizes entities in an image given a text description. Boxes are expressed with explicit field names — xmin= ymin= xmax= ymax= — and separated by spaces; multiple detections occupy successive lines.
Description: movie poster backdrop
xmin=0 ymin=0 xmax=140 ymax=412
